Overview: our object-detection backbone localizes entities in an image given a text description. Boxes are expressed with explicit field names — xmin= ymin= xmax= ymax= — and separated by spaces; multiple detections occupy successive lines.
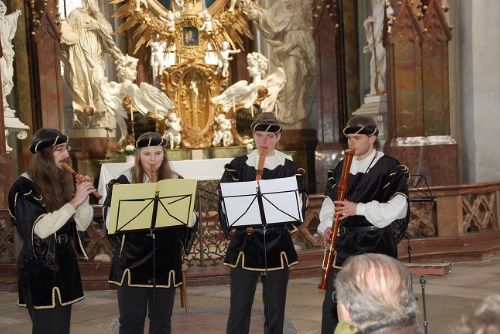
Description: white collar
xmin=246 ymin=150 xmax=292 ymax=170
xmin=350 ymin=150 xmax=383 ymax=174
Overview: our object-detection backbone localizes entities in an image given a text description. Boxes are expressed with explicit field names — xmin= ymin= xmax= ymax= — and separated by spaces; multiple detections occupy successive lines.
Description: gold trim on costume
xmin=223 ymin=251 xmax=298 ymax=271
xmin=18 ymin=287 xmax=85 ymax=309
xmin=108 ymin=269 xmax=182 ymax=288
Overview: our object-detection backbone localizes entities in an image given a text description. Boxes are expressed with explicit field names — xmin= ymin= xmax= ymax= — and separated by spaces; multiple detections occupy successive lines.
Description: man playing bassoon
xmin=317 ymin=115 xmax=410 ymax=334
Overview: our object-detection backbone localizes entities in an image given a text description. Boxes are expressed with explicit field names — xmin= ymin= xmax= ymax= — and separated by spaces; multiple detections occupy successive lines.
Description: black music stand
xmin=406 ymin=174 xmax=436 ymax=334
xmin=108 ymin=179 xmax=197 ymax=334
xmin=220 ymin=176 xmax=303 ymax=331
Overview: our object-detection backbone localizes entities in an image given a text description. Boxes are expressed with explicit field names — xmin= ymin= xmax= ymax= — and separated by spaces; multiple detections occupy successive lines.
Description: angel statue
xmin=211 ymin=52 xmax=286 ymax=114
xmin=212 ymin=113 xmax=233 ymax=147
xmin=163 ymin=112 xmax=182 ymax=149
xmin=150 ymin=41 xmax=167 ymax=79
xmin=0 ymin=0 xmax=21 ymax=117
xmin=217 ymin=41 xmax=241 ymax=78
xmin=99 ymin=55 xmax=175 ymax=143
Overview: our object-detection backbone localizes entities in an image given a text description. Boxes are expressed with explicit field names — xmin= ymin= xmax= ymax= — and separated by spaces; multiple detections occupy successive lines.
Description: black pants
xmin=226 ymin=267 xmax=289 ymax=334
xmin=117 ymin=284 xmax=176 ymax=334
xmin=27 ymin=303 xmax=72 ymax=334
xmin=321 ymin=269 xmax=339 ymax=334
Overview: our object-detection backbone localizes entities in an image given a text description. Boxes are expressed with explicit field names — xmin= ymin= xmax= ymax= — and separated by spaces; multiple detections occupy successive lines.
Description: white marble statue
xmin=217 ymin=41 xmax=241 ymax=77
xmin=247 ymin=0 xmax=315 ymax=126
xmin=212 ymin=52 xmax=285 ymax=114
xmin=60 ymin=0 xmax=123 ymax=128
xmin=99 ymin=55 xmax=175 ymax=143
xmin=159 ymin=10 xmax=178 ymax=33
xmin=363 ymin=0 xmax=386 ymax=96
xmin=199 ymin=10 xmax=213 ymax=32
xmin=164 ymin=112 xmax=182 ymax=149
xmin=151 ymin=41 xmax=167 ymax=79
xmin=0 ymin=0 xmax=21 ymax=117
xmin=212 ymin=113 xmax=233 ymax=147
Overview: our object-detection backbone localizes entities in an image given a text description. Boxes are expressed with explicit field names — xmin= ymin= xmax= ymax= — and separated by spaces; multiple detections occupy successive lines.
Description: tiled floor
xmin=1 ymin=257 xmax=500 ymax=333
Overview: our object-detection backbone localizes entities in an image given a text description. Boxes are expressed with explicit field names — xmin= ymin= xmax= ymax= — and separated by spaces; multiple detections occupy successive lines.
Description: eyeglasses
xmin=53 ymin=145 xmax=71 ymax=153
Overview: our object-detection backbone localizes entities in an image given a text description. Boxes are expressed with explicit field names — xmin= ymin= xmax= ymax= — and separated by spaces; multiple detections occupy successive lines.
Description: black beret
xmin=251 ymin=112 xmax=282 ymax=134
xmin=29 ymin=128 xmax=69 ymax=154
xmin=135 ymin=132 xmax=167 ymax=148
xmin=342 ymin=125 xmax=379 ymax=136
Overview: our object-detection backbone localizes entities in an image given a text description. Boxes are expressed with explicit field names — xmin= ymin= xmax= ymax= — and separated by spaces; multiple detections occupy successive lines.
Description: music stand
xmin=220 ymin=176 xmax=303 ymax=331
xmin=406 ymin=174 xmax=437 ymax=334
xmin=220 ymin=176 xmax=303 ymax=228
xmin=108 ymin=179 xmax=197 ymax=334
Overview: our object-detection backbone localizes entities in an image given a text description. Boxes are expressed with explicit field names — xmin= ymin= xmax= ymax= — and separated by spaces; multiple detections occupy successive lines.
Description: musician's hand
xmin=70 ymin=181 xmax=96 ymax=208
xmin=334 ymin=200 xmax=357 ymax=220
xmin=323 ymin=227 xmax=332 ymax=244
xmin=80 ymin=174 xmax=93 ymax=183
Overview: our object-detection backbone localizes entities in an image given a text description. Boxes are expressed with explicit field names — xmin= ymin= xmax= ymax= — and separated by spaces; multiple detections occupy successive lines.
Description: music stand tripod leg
xmin=420 ymin=275 xmax=429 ymax=334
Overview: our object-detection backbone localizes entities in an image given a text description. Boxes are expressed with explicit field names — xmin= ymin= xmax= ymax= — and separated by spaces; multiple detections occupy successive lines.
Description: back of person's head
xmin=335 ymin=253 xmax=419 ymax=333
xmin=455 ymin=294 xmax=500 ymax=334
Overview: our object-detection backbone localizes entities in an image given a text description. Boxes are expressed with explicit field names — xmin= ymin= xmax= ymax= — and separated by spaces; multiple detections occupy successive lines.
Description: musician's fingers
xmin=81 ymin=175 xmax=92 ymax=182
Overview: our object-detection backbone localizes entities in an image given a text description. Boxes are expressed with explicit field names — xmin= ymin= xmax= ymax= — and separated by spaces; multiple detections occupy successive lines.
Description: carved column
xmin=27 ymin=0 xmax=64 ymax=130
xmin=384 ymin=0 xmax=457 ymax=186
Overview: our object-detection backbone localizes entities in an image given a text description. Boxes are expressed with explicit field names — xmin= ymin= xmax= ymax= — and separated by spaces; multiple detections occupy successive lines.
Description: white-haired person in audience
xmin=454 ymin=294 xmax=500 ymax=334
xmin=334 ymin=253 xmax=421 ymax=334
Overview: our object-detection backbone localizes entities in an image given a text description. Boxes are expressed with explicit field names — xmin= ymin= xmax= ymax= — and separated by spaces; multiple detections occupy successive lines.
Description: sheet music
xmin=220 ymin=176 xmax=302 ymax=227
xmin=259 ymin=176 xmax=303 ymax=223
xmin=220 ymin=181 xmax=261 ymax=227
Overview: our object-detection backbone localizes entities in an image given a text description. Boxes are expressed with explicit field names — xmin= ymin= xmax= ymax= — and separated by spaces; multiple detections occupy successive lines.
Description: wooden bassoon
xmin=318 ymin=148 xmax=355 ymax=290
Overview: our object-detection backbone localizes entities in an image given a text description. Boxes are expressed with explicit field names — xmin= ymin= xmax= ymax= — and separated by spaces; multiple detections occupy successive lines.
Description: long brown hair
xmin=27 ymin=148 xmax=75 ymax=212
xmin=131 ymin=133 xmax=174 ymax=183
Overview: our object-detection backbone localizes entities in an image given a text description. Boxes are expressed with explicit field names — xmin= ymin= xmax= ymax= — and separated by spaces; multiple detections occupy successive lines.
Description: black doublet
xmin=326 ymin=155 xmax=410 ymax=266
xmin=104 ymin=174 xmax=191 ymax=288
xmin=8 ymin=177 xmax=85 ymax=308
xmin=219 ymin=153 xmax=306 ymax=270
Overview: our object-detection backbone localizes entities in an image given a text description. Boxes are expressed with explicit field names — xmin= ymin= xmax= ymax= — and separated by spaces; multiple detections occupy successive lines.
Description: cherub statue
xmin=199 ymin=10 xmax=213 ymax=32
xmin=159 ymin=10 xmax=178 ymax=33
xmin=217 ymin=41 xmax=241 ymax=77
xmin=135 ymin=0 xmax=148 ymax=12
xmin=212 ymin=113 xmax=233 ymax=147
xmin=163 ymin=112 xmax=182 ymax=149
xmin=211 ymin=52 xmax=286 ymax=114
xmin=99 ymin=55 xmax=175 ymax=143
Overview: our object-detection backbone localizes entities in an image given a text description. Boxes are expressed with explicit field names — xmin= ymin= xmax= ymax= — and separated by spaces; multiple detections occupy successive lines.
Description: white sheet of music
xmin=220 ymin=176 xmax=302 ymax=227
xmin=259 ymin=176 xmax=303 ymax=223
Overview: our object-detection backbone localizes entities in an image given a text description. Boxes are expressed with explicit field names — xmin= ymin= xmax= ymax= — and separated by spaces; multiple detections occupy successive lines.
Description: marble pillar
xmin=459 ymin=0 xmax=500 ymax=183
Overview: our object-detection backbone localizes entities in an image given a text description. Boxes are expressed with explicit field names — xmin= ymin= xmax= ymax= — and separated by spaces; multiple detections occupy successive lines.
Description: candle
xmin=274 ymin=102 xmax=278 ymax=116
xmin=130 ymin=107 xmax=134 ymax=122
xmin=104 ymin=109 xmax=108 ymax=126
xmin=233 ymin=97 xmax=236 ymax=114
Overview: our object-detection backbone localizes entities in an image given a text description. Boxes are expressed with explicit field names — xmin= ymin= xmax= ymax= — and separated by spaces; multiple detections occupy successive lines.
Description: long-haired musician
xmin=218 ymin=112 xmax=307 ymax=334
xmin=8 ymin=128 xmax=95 ymax=334
xmin=317 ymin=115 xmax=410 ymax=334
xmin=103 ymin=132 xmax=195 ymax=334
